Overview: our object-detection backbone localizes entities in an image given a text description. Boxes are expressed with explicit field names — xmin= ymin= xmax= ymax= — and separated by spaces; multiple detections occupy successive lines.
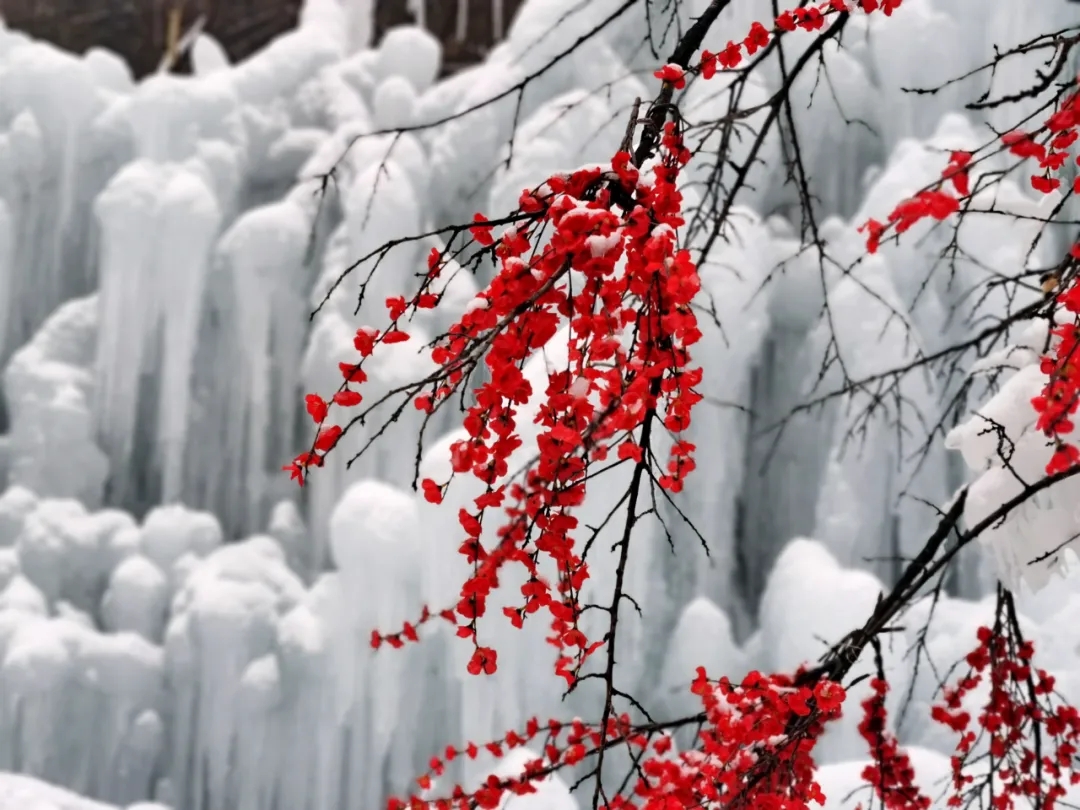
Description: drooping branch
xmin=633 ymin=0 xmax=733 ymax=167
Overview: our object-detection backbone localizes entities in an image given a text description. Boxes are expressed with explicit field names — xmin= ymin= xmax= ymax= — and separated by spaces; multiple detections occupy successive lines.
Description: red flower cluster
xmin=1033 ymin=320 xmax=1080 ymax=475
xmin=1004 ymin=93 xmax=1080 ymax=475
xmin=409 ymin=121 xmax=705 ymax=680
xmin=1034 ymin=246 xmax=1080 ymax=474
xmin=932 ymin=625 xmax=1080 ymax=810
xmin=389 ymin=667 xmax=847 ymax=810
xmin=858 ymin=677 xmax=932 ymax=810
xmin=999 ymin=91 xmax=1080 ymax=197
xmin=848 ymin=84 xmax=1080 ymax=477
xmin=638 ymin=667 xmax=847 ymax=810
xmin=675 ymin=0 xmax=904 ymax=84
xmin=860 ymin=183 xmax=963 ymax=255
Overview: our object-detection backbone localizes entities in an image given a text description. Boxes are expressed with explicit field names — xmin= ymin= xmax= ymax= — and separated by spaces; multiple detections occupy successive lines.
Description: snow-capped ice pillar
xmin=192 ymin=34 xmax=231 ymax=76
xmin=207 ymin=193 xmax=312 ymax=532
xmin=300 ymin=316 xmax=359 ymax=548
xmin=344 ymin=0 xmax=375 ymax=54
xmin=15 ymin=497 xmax=137 ymax=615
xmin=323 ymin=480 xmax=423 ymax=809
xmin=156 ymin=172 xmax=222 ymax=501
xmin=373 ymin=27 xmax=441 ymax=94
xmin=344 ymin=161 xmax=422 ymax=319
xmin=122 ymin=74 xmax=238 ymax=162
xmin=863 ymin=0 xmax=969 ymax=152
xmin=0 ymin=486 xmax=37 ymax=547
xmin=94 ymin=160 xmax=221 ymax=510
xmin=738 ymin=222 xmax=840 ymax=612
xmin=0 ymin=43 xmax=114 ymax=371
xmin=0 ymin=201 xmax=13 ymax=381
xmin=164 ymin=538 xmax=304 ymax=810
xmin=810 ymin=252 xmax=948 ymax=586
xmin=300 ymin=309 xmax=436 ymax=567
xmin=0 ymin=614 xmax=166 ymax=802
xmin=782 ymin=38 xmax=879 ymax=219
xmin=663 ymin=206 xmax=772 ymax=637
xmin=92 ymin=163 xmax=161 ymax=494
xmin=428 ymin=57 xmax=527 ymax=224
xmin=300 ymin=158 xmax=434 ymax=558
xmin=267 ymin=500 xmax=310 ymax=580
xmin=101 ymin=554 xmax=170 ymax=643
xmin=2 ymin=296 xmax=109 ymax=506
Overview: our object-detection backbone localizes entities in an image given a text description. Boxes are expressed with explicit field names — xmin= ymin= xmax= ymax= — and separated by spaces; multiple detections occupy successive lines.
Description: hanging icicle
xmin=492 ymin=0 xmax=503 ymax=40
xmin=407 ymin=0 xmax=426 ymax=30
xmin=456 ymin=0 xmax=469 ymax=41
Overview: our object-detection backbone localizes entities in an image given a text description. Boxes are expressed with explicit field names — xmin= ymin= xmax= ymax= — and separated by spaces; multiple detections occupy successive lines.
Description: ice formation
xmin=2 ymin=297 xmax=108 ymax=506
xmin=0 ymin=772 xmax=122 ymax=810
xmin=1 ymin=0 xmax=1080 ymax=807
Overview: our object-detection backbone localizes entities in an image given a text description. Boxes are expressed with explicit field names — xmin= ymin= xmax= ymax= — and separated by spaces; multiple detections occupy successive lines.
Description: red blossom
xmin=385 ymin=296 xmax=407 ymax=320
xmin=932 ymin=619 xmax=1080 ymax=810
xmin=470 ymin=213 xmax=495 ymax=246
xmin=653 ymin=63 xmax=687 ymax=89
xmin=717 ymin=41 xmax=742 ymax=69
xmin=421 ymin=478 xmax=444 ymax=504
xmin=942 ymin=150 xmax=972 ymax=196
xmin=332 ymin=390 xmax=362 ymax=407
xmin=700 ymin=50 xmax=717 ymax=80
xmin=304 ymin=393 xmax=328 ymax=424
xmin=353 ymin=327 xmax=378 ymax=356
xmin=744 ymin=21 xmax=771 ymax=54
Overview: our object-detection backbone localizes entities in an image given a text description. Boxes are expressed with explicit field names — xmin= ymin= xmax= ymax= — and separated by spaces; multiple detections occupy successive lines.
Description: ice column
xmin=93 ymin=161 xmax=221 ymax=510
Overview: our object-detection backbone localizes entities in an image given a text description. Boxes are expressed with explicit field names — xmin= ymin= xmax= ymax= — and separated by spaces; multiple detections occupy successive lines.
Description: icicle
xmin=492 ymin=0 xmax=504 ymax=40
xmin=163 ymin=539 xmax=304 ymax=810
xmin=809 ymin=250 xmax=949 ymax=586
xmin=0 ymin=200 xmax=13 ymax=380
xmin=324 ymin=480 xmax=422 ymax=808
xmin=407 ymin=0 xmax=427 ymax=29
xmin=155 ymin=171 xmax=221 ymax=502
xmin=0 ymin=43 xmax=113 ymax=378
xmin=190 ymin=193 xmax=311 ymax=535
xmin=456 ymin=0 xmax=469 ymax=42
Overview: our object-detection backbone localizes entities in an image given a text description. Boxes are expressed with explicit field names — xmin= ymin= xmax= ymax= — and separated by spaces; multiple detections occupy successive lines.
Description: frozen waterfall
xmin=2 ymin=0 xmax=1080 ymax=808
